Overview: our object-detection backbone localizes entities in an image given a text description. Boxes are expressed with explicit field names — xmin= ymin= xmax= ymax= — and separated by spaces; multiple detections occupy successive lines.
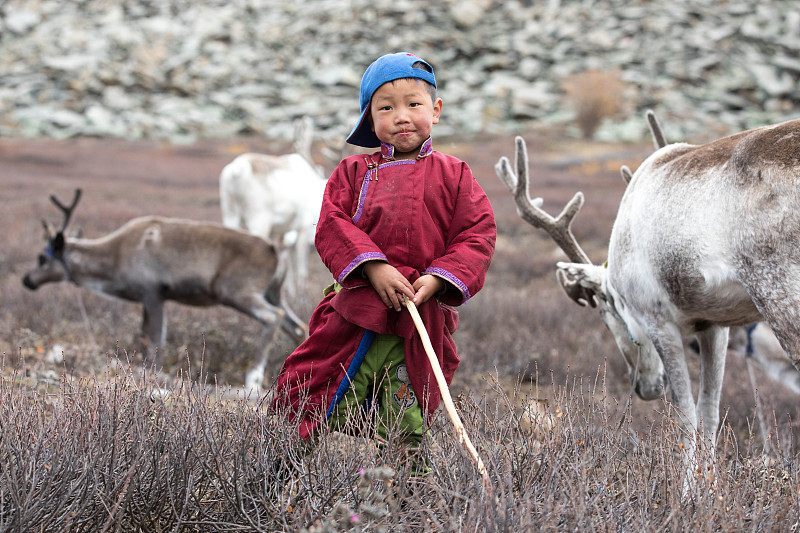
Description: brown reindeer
xmin=22 ymin=189 xmax=308 ymax=391
xmin=497 ymin=115 xmax=800 ymax=492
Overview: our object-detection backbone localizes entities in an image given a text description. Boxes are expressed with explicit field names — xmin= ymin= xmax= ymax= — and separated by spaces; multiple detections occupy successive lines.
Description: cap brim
xmin=346 ymin=107 xmax=381 ymax=148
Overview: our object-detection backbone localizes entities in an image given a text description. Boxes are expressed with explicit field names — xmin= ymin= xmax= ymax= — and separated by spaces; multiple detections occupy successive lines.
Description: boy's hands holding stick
xmin=365 ymin=260 xmax=491 ymax=490
xmin=364 ymin=261 xmax=444 ymax=310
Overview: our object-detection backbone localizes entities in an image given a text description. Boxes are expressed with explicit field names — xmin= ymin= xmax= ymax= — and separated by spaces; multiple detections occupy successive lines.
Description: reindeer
xmin=22 ymin=189 xmax=308 ymax=392
xmin=219 ymin=116 xmax=328 ymax=298
xmin=645 ymin=113 xmax=800 ymax=400
xmin=642 ymin=112 xmax=800 ymax=399
xmin=727 ymin=323 xmax=800 ymax=395
xmin=496 ymin=115 xmax=800 ymax=490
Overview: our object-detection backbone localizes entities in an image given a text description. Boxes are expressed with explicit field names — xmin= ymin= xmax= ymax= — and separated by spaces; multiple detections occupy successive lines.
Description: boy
xmin=274 ymin=52 xmax=496 ymax=462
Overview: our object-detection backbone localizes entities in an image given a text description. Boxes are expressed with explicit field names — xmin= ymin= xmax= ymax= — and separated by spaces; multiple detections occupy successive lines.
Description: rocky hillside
xmin=1 ymin=0 xmax=799 ymax=144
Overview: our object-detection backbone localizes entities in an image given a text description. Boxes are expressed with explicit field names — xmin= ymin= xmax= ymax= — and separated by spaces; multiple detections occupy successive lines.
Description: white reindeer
xmin=496 ymin=115 xmax=800 ymax=491
xmin=22 ymin=189 xmax=308 ymax=392
xmin=219 ymin=117 xmax=327 ymax=297
xmin=645 ymin=113 xmax=800 ymax=398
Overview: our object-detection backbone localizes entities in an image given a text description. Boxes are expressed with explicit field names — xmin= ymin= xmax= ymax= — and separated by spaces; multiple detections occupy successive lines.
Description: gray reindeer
xmin=22 ymin=189 xmax=308 ymax=392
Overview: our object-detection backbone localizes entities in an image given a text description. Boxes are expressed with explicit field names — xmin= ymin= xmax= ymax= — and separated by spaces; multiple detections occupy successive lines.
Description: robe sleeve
xmin=315 ymin=158 xmax=387 ymax=285
xmin=425 ymin=162 xmax=496 ymax=306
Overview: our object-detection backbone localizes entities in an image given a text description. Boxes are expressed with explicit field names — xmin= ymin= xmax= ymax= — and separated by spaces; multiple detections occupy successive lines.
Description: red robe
xmin=274 ymin=138 xmax=496 ymax=440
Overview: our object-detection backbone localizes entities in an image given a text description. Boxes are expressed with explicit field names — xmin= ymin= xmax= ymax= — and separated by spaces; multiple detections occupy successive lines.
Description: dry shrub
xmin=0 ymin=366 xmax=798 ymax=531
xmin=2 ymin=137 xmax=800 ymax=530
xmin=562 ymin=68 xmax=626 ymax=139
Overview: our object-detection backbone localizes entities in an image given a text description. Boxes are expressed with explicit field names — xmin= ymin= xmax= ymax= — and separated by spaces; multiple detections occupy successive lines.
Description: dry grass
xmin=1 ymin=134 xmax=799 ymax=530
xmin=0 ymin=366 xmax=797 ymax=531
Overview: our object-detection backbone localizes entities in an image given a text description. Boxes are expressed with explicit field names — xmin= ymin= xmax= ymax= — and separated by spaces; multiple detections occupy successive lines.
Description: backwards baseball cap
xmin=346 ymin=52 xmax=437 ymax=148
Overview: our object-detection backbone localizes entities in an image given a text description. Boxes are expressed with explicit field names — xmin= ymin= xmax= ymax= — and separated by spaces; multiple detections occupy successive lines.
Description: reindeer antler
xmin=50 ymin=188 xmax=82 ymax=233
xmin=620 ymin=165 xmax=633 ymax=184
xmin=495 ymin=137 xmax=598 ymax=307
xmin=495 ymin=136 xmax=591 ymax=264
xmin=618 ymin=110 xmax=666 ymax=185
xmin=646 ymin=109 xmax=667 ymax=149
xmin=41 ymin=220 xmax=52 ymax=241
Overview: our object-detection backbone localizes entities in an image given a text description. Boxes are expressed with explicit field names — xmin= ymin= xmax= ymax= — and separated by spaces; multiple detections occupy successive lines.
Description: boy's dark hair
xmin=411 ymin=61 xmax=438 ymax=103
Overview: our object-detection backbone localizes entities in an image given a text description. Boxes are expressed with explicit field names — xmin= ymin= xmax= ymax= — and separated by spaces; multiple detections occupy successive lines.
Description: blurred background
xmin=2 ymin=0 xmax=799 ymax=145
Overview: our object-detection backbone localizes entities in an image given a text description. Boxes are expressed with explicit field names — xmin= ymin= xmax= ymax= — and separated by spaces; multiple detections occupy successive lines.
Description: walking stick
xmin=404 ymin=296 xmax=491 ymax=489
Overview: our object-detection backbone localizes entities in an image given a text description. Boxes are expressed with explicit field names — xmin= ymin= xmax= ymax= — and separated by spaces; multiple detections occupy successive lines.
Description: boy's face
xmin=369 ymin=78 xmax=443 ymax=159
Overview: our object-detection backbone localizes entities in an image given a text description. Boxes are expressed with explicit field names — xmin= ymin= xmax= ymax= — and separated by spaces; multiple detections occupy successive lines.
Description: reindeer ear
xmin=556 ymin=262 xmax=606 ymax=289
xmin=555 ymin=262 xmax=608 ymax=308
xmin=556 ymin=269 xmax=598 ymax=308
xmin=52 ymin=232 xmax=65 ymax=253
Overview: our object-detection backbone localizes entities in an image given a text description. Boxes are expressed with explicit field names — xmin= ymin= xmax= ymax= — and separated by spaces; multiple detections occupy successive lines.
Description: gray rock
xmin=0 ymin=0 xmax=798 ymax=143
xmin=4 ymin=9 xmax=41 ymax=34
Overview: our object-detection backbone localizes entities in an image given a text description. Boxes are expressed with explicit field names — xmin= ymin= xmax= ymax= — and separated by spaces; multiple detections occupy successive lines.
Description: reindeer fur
xmin=23 ymin=200 xmax=307 ymax=392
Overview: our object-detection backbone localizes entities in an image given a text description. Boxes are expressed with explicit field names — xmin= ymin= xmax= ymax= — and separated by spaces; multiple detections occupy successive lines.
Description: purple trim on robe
xmin=425 ymin=267 xmax=471 ymax=301
xmin=338 ymin=252 xmax=388 ymax=283
xmin=418 ymin=137 xmax=433 ymax=157
xmin=380 ymin=137 xmax=433 ymax=160
xmin=352 ymin=168 xmax=373 ymax=223
xmin=381 ymin=160 xmax=414 ymax=169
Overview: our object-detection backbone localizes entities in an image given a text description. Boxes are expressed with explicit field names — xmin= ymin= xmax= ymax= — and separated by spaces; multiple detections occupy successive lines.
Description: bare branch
xmin=494 ymin=136 xmax=591 ymax=264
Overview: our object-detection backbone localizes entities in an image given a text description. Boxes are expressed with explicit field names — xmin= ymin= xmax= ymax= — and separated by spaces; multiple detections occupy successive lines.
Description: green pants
xmin=328 ymin=333 xmax=425 ymax=446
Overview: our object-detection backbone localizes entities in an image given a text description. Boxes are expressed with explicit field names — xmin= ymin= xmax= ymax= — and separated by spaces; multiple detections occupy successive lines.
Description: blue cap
xmin=346 ymin=52 xmax=437 ymax=148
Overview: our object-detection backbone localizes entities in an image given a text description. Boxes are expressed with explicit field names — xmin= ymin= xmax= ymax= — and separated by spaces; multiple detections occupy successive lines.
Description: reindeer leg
xmin=296 ymin=229 xmax=310 ymax=298
xmin=245 ymin=322 xmax=282 ymax=394
xmin=748 ymin=323 xmax=800 ymax=395
xmin=649 ymin=324 xmax=701 ymax=492
xmin=234 ymin=294 xmax=287 ymax=393
xmin=280 ymin=303 xmax=308 ymax=343
xmin=285 ymin=243 xmax=298 ymax=301
xmin=230 ymin=288 xmax=307 ymax=392
xmin=693 ymin=326 xmax=727 ymax=444
xmin=693 ymin=325 xmax=728 ymax=484
xmin=141 ymin=299 xmax=166 ymax=368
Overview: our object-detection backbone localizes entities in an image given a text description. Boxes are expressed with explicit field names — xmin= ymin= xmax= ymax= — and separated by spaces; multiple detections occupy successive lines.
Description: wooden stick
xmin=404 ymin=296 xmax=490 ymax=487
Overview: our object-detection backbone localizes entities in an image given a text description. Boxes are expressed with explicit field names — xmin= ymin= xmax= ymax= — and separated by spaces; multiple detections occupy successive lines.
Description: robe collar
xmin=379 ymin=136 xmax=434 ymax=161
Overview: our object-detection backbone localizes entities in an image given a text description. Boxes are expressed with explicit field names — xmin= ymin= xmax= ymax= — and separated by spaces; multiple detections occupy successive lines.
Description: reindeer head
xmin=496 ymin=137 xmax=667 ymax=401
xmin=555 ymin=261 xmax=666 ymax=400
xmin=22 ymin=189 xmax=82 ymax=290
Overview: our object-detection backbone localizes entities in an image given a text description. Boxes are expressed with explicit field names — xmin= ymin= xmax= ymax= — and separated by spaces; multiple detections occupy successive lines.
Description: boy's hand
xmin=411 ymin=274 xmax=445 ymax=306
xmin=363 ymin=261 xmax=415 ymax=311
